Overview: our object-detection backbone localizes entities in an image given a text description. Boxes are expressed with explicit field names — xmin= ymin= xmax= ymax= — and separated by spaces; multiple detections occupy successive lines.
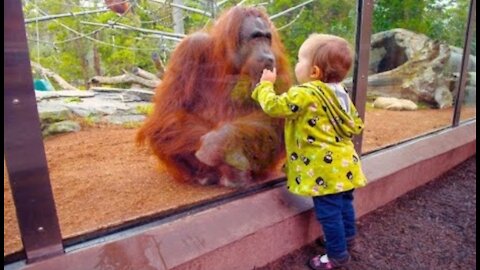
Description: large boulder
xmin=362 ymin=29 xmax=476 ymax=109
xmin=463 ymin=72 xmax=476 ymax=105
xmin=446 ymin=46 xmax=476 ymax=74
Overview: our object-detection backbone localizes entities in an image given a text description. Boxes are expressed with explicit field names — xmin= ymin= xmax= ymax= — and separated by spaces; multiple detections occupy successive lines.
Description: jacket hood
xmin=307 ymin=80 xmax=364 ymax=139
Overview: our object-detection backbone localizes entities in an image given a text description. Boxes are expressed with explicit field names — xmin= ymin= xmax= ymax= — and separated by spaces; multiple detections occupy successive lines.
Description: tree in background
xmin=266 ymin=0 xmax=357 ymax=70
xmin=23 ymin=0 xmax=174 ymax=89
xmin=23 ymin=0 xmax=474 ymax=89
xmin=373 ymin=0 xmax=474 ymax=52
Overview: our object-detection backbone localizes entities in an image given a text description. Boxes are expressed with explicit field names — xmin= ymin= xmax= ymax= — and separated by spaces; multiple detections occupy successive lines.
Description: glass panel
xmin=362 ymin=0 xmax=470 ymax=154
xmin=460 ymin=18 xmax=476 ymax=121
xmin=5 ymin=0 xmax=358 ymax=258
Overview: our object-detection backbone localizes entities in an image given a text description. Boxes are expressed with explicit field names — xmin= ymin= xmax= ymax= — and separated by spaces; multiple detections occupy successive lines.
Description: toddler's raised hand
xmin=260 ymin=68 xmax=277 ymax=83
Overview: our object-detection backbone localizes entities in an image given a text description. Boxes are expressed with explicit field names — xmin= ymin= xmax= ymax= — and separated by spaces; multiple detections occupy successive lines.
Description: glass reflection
xmin=362 ymin=0 xmax=471 ymax=154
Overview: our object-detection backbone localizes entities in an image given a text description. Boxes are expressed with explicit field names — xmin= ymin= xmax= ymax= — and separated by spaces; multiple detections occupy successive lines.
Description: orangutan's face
xmin=237 ymin=16 xmax=276 ymax=85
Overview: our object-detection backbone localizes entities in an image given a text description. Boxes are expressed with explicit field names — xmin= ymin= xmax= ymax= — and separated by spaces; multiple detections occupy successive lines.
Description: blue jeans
xmin=313 ymin=189 xmax=356 ymax=260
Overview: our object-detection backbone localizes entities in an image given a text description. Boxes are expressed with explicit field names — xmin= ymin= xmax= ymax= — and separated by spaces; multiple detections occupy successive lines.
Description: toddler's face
xmin=295 ymin=38 xmax=316 ymax=84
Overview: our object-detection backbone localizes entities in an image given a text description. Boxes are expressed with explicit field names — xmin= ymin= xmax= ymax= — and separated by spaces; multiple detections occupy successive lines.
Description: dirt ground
xmin=257 ymin=156 xmax=476 ymax=270
xmin=3 ymin=106 xmax=476 ymax=258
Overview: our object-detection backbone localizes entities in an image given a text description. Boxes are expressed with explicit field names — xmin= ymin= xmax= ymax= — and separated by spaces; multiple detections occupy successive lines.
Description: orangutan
xmin=137 ymin=6 xmax=292 ymax=187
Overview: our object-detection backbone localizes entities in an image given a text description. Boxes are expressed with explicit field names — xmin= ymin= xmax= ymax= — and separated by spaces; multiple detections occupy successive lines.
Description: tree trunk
xmin=93 ymin=32 xmax=102 ymax=76
xmin=172 ymin=0 xmax=185 ymax=34
xmin=74 ymin=40 xmax=90 ymax=89
xmin=151 ymin=52 xmax=165 ymax=79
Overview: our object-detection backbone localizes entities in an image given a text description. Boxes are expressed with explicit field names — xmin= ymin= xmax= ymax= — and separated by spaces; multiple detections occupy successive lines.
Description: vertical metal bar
xmin=452 ymin=0 xmax=476 ymax=126
xmin=351 ymin=0 xmax=374 ymax=155
xmin=4 ymin=0 xmax=64 ymax=263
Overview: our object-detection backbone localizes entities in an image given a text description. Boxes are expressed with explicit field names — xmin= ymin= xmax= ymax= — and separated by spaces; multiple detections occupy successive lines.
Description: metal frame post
xmin=4 ymin=0 xmax=64 ymax=263
xmin=352 ymin=0 xmax=374 ymax=155
xmin=453 ymin=0 xmax=476 ymax=126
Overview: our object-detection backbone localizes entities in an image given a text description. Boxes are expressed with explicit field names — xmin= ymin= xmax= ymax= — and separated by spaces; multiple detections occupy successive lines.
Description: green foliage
xmin=263 ymin=0 xmax=357 ymax=71
xmin=82 ymin=114 xmax=99 ymax=127
xmin=23 ymin=0 xmax=474 ymax=89
xmin=373 ymin=0 xmax=473 ymax=49
xmin=136 ymin=104 xmax=154 ymax=116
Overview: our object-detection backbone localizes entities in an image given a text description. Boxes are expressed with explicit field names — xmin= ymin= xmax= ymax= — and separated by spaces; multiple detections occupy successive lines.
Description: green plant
xmin=122 ymin=121 xmax=142 ymax=129
xmin=64 ymin=97 xmax=82 ymax=103
xmin=82 ymin=114 xmax=99 ymax=127
xmin=136 ymin=104 xmax=154 ymax=116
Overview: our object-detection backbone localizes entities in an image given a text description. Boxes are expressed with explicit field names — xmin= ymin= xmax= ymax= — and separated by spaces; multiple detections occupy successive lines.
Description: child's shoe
xmin=308 ymin=254 xmax=350 ymax=270
xmin=316 ymin=237 xmax=357 ymax=253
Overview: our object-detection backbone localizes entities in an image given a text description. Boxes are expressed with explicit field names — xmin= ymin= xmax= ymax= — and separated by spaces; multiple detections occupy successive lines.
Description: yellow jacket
xmin=252 ymin=80 xmax=367 ymax=197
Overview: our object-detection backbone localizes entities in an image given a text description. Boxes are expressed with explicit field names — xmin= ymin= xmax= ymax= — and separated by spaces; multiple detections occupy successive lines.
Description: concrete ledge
xmin=22 ymin=121 xmax=476 ymax=270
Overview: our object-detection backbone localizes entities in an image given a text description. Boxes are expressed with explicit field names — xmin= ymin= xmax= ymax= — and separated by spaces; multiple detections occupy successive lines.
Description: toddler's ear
xmin=310 ymin=66 xmax=322 ymax=80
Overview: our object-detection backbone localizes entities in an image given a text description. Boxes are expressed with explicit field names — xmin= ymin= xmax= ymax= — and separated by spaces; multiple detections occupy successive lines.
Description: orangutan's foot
xmin=218 ymin=165 xmax=253 ymax=188
xmin=195 ymin=171 xmax=219 ymax=186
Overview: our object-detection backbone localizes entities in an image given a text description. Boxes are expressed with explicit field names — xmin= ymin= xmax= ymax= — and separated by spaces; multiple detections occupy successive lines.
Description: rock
xmin=91 ymin=87 xmax=154 ymax=102
xmin=37 ymin=104 xmax=72 ymax=123
xmin=124 ymin=102 xmax=154 ymax=115
xmin=35 ymin=87 xmax=155 ymax=131
xmin=125 ymin=89 xmax=154 ymax=102
xmin=95 ymin=92 xmax=143 ymax=103
xmin=363 ymin=28 xmax=476 ymax=108
xmin=449 ymin=72 xmax=476 ymax=105
xmin=434 ymin=86 xmax=454 ymax=109
xmin=35 ymin=90 xmax=95 ymax=101
xmin=63 ymin=98 xmax=130 ymax=117
xmin=103 ymin=115 xmax=146 ymax=125
xmin=373 ymin=97 xmax=418 ymax=111
xmin=467 ymin=72 xmax=476 ymax=86
xmin=42 ymin=120 xmax=81 ymax=137
xmin=464 ymin=85 xmax=476 ymax=105
xmin=446 ymin=46 xmax=476 ymax=73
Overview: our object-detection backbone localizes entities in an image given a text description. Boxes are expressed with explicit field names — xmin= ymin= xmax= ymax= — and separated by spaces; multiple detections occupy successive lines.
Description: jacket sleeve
xmin=251 ymin=81 xmax=311 ymax=118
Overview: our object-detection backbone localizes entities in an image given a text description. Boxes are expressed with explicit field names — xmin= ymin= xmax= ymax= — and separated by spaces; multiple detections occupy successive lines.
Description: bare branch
xmin=269 ymin=0 xmax=315 ymax=20
xmin=31 ymin=5 xmax=158 ymax=51
xmin=235 ymin=0 xmax=248 ymax=7
xmin=53 ymin=2 xmax=134 ymax=44
xmin=217 ymin=0 xmax=230 ymax=7
xmin=277 ymin=6 xmax=306 ymax=31
xmin=80 ymin=21 xmax=185 ymax=40
xmin=25 ymin=8 xmax=110 ymax=24
xmin=149 ymin=0 xmax=212 ymax=17
xmin=139 ymin=33 xmax=182 ymax=43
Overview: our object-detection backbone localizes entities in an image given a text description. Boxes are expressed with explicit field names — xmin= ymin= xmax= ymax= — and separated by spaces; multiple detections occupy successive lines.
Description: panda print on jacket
xmin=252 ymin=80 xmax=367 ymax=196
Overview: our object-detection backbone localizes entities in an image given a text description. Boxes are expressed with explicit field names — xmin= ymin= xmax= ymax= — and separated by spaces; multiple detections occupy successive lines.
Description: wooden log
xmin=30 ymin=61 xmax=79 ymax=90
xmin=132 ymin=67 xmax=159 ymax=80
xmin=90 ymin=72 xmax=160 ymax=88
